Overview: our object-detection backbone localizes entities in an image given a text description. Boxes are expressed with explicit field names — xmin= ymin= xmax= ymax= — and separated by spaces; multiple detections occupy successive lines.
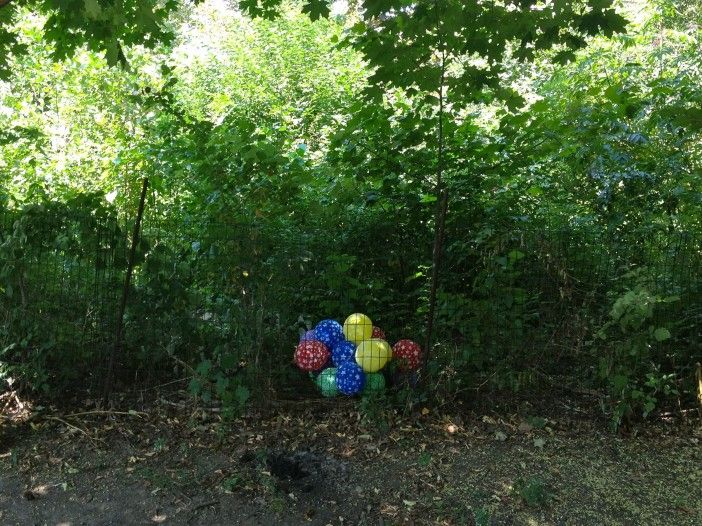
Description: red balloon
xmin=294 ymin=340 xmax=330 ymax=372
xmin=372 ymin=326 xmax=386 ymax=340
xmin=392 ymin=339 xmax=422 ymax=371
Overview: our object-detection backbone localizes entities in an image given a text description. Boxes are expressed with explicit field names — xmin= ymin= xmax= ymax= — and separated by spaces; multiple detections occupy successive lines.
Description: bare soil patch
xmin=1 ymin=394 xmax=700 ymax=525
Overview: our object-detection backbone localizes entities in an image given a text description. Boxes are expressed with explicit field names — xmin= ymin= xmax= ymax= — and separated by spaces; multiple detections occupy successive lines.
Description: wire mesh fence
xmin=1 ymin=201 xmax=701 ymax=402
xmin=0 ymin=203 xmax=126 ymax=393
xmin=435 ymin=228 xmax=702 ymax=390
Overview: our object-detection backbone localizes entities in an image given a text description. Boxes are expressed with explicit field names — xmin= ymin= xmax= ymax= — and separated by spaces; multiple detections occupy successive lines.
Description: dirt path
xmin=1 ymin=397 xmax=700 ymax=525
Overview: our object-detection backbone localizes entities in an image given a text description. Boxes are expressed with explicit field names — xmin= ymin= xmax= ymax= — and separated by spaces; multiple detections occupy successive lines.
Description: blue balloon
xmin=299 ymin=329 xmax=316 ymax=342
xmin=335 ymin=362 xmax=365 ymax=395
xmin=331 ymin=340 xmax=356 ymax=366
xmin=314 ymin=319 xmax=343 ymax=348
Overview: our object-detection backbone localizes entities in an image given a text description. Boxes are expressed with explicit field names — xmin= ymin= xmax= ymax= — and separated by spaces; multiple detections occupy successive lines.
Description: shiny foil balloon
xmin=335 ymin=361 xmax=365 ymax=395
xmin=314 ymin=319 xmax=343 ymax=348
xmin=355 ymin=339 xmax=392 ymax=373
xmin=392 ymin=339 xmax=422 ymax=371
xmin=294 ymin=340 xmax=330 ymax=372
xmin=343 ymin=313 xmax=373 ymax=344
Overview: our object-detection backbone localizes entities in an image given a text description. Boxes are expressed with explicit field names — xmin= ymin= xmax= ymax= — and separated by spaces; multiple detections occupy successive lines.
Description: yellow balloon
xmin=343 ymin=313 xmax=373 ymax=344
xmin=376 ymin=339 xmax=391 ymax=357
xmin=355 ymin=339 xmax=392 ymax=373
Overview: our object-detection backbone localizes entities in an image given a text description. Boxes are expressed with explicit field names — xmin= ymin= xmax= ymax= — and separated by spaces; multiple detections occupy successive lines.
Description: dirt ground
xmin=1 ymin=392 xmax=701 ymax=526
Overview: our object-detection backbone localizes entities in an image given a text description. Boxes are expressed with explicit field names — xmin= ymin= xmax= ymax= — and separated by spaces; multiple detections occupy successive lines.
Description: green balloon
xmin=315 ymin=368 xmax=338 ymax=397
xmin=363 ymin=372 xmax=386 ymax=394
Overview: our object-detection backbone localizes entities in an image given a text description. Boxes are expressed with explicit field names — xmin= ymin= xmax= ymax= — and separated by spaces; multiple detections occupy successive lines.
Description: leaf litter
xmin=0 ymin=391 xmax=700 ymax=525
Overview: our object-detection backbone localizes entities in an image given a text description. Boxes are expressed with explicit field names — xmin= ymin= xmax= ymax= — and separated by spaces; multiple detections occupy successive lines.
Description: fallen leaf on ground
xmin=518 ymin=422 xmax=533 ymax=433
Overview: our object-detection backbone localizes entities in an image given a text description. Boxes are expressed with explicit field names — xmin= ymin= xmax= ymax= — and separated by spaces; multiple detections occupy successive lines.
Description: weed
xmin=527 ymin=416 xmax=547 ymax=429
xmin=153 ymin=437 xmax=166 ymax=452
xmin=221 ymin=475 xmax=241 ymax=492
xmin=514 ymin=476 xmax=550 ymax=508
xmin=135 ymin=467 xmax=173 ymax=489
xmin=359 ymin=391 xmax=391 ymax=433
xmin=269 ymin=495 xmax=286 ymax=514
xmin=418 ymin=451 xmax=432 ymax=467
xmin=473 ymin=507 xmax=491 ymax=526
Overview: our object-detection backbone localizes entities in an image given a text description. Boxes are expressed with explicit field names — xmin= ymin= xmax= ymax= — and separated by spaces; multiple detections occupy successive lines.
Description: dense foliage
xmin=1 ymin=0 xmax=700 ymax=428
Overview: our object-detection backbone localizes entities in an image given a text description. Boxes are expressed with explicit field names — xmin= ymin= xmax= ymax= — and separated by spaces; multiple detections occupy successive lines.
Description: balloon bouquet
xmin=293 ymin=313 xmax=423 ymax=397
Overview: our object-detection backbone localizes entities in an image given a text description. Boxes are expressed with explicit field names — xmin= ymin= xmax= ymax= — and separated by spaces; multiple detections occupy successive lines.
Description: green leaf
xmin=195 ymin=359 xmax=212 ymax=376
xmin=673 ymin=107 xmax=702 ymax=131
xmin=216 ymin=375 xmax=230 ymax=395
xmin=234 ymin=385 xmax=250 ymax=406
xmin=83 ymin=0 xmax=102 ymax=20
xmin=604 ymin=84 xmax=623 ymax=103
xmin=301 ymin=0 xmax=330 ymax=21
xmin=653 ymin=328 xmax=671 ymax=342
xmin=508 ymin=250 xmax=525 ymax=263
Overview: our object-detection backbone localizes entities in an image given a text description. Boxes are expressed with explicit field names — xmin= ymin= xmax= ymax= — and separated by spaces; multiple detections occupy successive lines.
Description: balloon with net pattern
xmin=294 ymin=314 xmax=421 ymax=396
xmin=355 ymin=338 xmax=392 ymax=373
xmin=314 ymin=319 xmax=343 ymax=348
xmin=343 ymin=313 xmax=373 ymax=344
xmin=392 ymin=339 xmax=422 ymax=371
xmin=371 ymin=326 xmax=386 ymax=340
xmin=299 ymin=329 xmax=316 ymax=342
xmin=315 ymin=367 xmax=338 ymax=397
xmin=363 ymin=372 xmax=386 ymax=394
xmin=335 ymin=361 xmax=365 ymax=395
xmin=331 ymin=340 xmax=356 ymax=366
xmin=294 ymin=340 xmax=330 ymax=372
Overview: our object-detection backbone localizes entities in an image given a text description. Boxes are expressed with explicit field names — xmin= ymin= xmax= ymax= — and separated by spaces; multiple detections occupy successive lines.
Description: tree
xmin=291 ymin=0 xmax=628 ymax=352
xmin=0 ymin=1 xmax=630 ymax=83
xmin=0 ymin=0 xmax=201 ymax=78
